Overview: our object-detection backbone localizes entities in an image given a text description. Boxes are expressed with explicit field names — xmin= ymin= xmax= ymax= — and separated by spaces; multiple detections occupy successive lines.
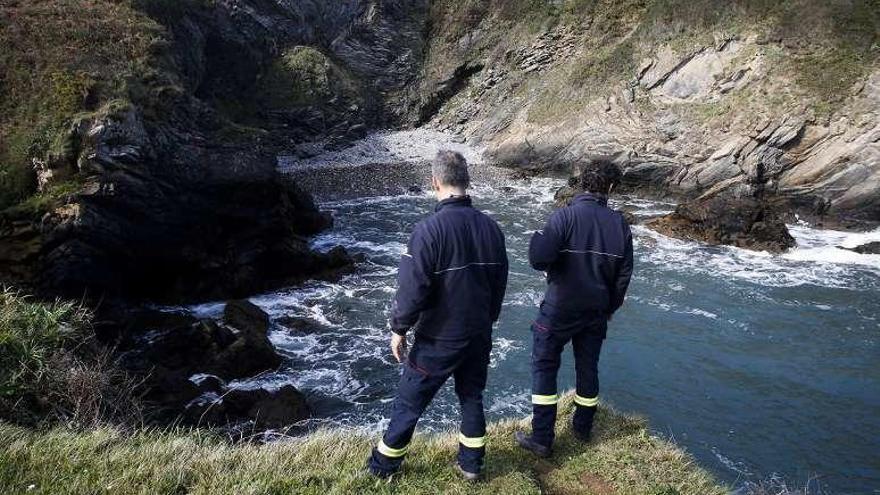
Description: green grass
xmin=255 ymin=47 xmax=336 ymax=108
xmin=0 ymin=396 xmax=725 ymax=495
xmin=0 ymin=0 xmax=212 ymax=211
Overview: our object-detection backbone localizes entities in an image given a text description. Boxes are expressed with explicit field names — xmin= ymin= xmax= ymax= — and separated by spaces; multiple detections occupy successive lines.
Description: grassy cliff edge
xmin=0 ymin=396 xmax=724 ymax=495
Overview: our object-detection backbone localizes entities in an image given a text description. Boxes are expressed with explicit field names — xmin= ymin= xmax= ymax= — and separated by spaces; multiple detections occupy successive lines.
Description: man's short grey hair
xmin=432 ymin=150 xmax=470 ymax=189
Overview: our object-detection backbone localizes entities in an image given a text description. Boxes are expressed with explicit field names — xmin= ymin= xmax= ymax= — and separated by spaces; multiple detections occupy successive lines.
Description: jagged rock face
xmin=419 ymin=15 xmax=880 ymax=226
xmin=113 ymin=300 xmax=312 ymax=427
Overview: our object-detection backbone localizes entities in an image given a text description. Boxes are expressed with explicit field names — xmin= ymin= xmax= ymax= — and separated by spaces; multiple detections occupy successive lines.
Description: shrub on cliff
xmin=0 ymin=289 xmax=140 ymax=427
xmin=0 ymin=0 xmax=165 ymax=210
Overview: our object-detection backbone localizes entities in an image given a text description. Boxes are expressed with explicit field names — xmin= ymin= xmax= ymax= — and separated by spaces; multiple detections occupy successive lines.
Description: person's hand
xmin=391 ymin=333 xmax=408 ymax=363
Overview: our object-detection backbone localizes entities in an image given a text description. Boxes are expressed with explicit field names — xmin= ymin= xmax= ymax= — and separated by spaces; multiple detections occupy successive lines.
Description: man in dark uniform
xmin=515 ymin=160 xmax=634 ymax=457
xmin=368 ymin=150 xmax=509 ymax=480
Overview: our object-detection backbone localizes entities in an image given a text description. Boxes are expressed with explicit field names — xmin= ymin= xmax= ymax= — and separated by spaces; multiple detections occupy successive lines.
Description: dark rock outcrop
xmin=842 ymin=241 xmax=880 ymax=255
xmin=118 ymin=301 xmax=285 ymax=416
xmin=185 ymin=384 xmax=310 ymax=430
xmin=647 ymin=194 xmax=796 ymax=253
xmin=2 ymin=1 xmax=426 ymax=303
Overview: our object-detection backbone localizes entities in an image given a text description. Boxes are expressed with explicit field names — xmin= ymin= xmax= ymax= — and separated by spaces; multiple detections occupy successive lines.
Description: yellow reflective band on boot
xmin=531 ymin=394 xmax=559 ymax=405
xmin=574 ymin=394 xmax=599 ymax=407
xmin=377 ymin=439 xmax=409 ymax=458
xmin=458 ymin=433 xmax=486 ymax=449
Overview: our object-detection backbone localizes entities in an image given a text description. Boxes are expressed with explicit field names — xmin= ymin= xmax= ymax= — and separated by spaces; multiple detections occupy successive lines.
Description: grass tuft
xmin=0 ymin=289 xmax=141 ymax=427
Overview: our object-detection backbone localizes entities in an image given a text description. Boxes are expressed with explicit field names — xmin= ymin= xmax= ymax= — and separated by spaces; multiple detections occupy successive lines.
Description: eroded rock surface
xmin=416 ymin=14 xmax=880 ymax=227
xmin=647 ymin=195 xmax=796 ymax=253
xmin=843 ymin=241 xmax=880 ymax=255
xmin=1 ymin=0 xmax=425 ymax=303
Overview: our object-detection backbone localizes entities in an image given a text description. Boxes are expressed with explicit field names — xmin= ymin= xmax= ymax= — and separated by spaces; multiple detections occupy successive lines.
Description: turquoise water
xmin=198 ymin=178 xmax=880 ymax=493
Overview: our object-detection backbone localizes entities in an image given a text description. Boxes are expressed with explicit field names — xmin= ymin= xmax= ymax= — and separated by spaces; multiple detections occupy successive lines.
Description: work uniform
xmin=528 ymin=192 xmax=633 ymax=447
xmin=369 ymin=195 xmax=509 ymax=476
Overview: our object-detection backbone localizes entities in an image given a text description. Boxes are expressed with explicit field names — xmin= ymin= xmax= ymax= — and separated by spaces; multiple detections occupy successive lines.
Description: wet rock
xmin=186 ymin=384 xmax=310 ymax=429
xmin=119 ymin=301 xmax=283 ymax=415
xmin=276 ymin=316 xmax=320 ymax=333
xmin=224 ymin=385 xmax=310 ymax=429
xmin=621 ymin=210 xmax=640 ymax=226
xmin=224 ymin=300 xmax=270 ymax=333
xmin=647 ymin=194 xmax=796 ymax=253
xmin=842 ymin=241 xmax=880 ymax=255
xmin=190 ymin=374 xmax=225 ymax=394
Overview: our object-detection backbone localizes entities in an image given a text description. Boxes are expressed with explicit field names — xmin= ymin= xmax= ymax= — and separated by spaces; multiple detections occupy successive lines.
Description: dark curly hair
xmin=579 ymin=159 xmax=622 ymax=195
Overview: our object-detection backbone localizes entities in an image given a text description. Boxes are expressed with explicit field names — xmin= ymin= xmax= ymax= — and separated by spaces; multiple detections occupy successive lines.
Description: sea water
xmin=187 ymin=174 xmax=880 ymax=493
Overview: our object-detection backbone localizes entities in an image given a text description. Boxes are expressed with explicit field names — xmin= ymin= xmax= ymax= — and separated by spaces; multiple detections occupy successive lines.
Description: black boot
xmin=456 ymin=464 xmax=482 ymax=482
xmin=572 ymin=428 xmax=591 ymax=443
xmin=514 ymin=431 xmax=552 ymax=458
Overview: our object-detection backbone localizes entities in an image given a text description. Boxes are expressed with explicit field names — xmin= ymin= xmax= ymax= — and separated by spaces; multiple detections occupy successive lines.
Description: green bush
xmin=0 ymin=290 xmax=90 ymax=404
xmin=0 ymin=289 xmax=140 ymax=427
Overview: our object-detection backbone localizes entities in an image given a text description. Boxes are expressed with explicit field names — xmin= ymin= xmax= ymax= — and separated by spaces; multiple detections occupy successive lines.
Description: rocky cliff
xmin=3 ymin=1 xmax=878 ymax=300
xmin=0 ymin=0 xmax=429 ymax=303
xmin=414 ymin=0 xmax=880 ymax=227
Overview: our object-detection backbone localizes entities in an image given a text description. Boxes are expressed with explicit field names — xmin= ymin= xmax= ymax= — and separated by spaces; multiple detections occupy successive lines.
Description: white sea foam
xmin=784 ymin=225 xmax=880 ymax=269
xmin=490 ymin=337 xmax=524 ymax=368
xmin=636 ymin=224 xmax=880 ymax=289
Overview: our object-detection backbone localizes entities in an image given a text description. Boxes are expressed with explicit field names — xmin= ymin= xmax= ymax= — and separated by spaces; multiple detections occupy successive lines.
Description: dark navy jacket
xmin=391 ymin=196 xmax=509 ymax=341
xmin=529 ymin=193 xmax=633 ymax=316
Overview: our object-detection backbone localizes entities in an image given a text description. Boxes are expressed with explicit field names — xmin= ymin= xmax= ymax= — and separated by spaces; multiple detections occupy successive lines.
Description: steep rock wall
xmin=414 ymin=1 xmax=880 ymax=226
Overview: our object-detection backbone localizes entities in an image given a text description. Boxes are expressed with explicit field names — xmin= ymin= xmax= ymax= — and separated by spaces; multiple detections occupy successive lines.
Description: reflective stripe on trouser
xmin=376 ymin=439 xmax=409 ymax=458
xmin=459 ymin=433 xmax=486 ymax=449
xmin=368 ymin=336 xmax=491 ymax=476
xmin=530 ymin=314 xmax=606 ymax=447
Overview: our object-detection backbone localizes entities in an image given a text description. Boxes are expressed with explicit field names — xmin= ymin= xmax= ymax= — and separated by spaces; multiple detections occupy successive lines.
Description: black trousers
xmin=369 ymin=334 xmax=492 ymax=475
xmin=530 ymin=304 xmax=606 ymax=447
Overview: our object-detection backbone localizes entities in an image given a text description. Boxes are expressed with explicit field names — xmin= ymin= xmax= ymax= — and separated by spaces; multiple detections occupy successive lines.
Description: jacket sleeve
xmin=491 ymin=227 xmax=509 ymax=323
xmin=610 ymin=221 xmax=634 ymax=314
xmin=390 ymin=223 xmax=435 ymax=335
xmin=529 ymin=211 xmax=564 ymax=271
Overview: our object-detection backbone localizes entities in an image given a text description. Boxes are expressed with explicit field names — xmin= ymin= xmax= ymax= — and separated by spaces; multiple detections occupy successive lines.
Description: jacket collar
xmin=435 ymin=195 xmax=473 ymax=212
xmin=573 ymin=192 xmax=608 ymax=207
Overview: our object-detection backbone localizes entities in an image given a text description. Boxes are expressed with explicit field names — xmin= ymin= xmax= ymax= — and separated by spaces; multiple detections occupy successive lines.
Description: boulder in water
xmin=647 ymin=194 xmax=796 ymax=253
xmin=841 ymin=241 xmax=880 ymax=255
xmin=186 ymin=384 xmax=310 ymax=429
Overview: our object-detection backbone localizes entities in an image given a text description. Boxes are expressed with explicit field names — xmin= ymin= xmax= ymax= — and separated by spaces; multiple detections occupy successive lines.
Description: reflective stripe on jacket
xmin=391 ymin=196 xmax=509 ymax=341
xmin=529 ymin=193 xmax=634 ymax=315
